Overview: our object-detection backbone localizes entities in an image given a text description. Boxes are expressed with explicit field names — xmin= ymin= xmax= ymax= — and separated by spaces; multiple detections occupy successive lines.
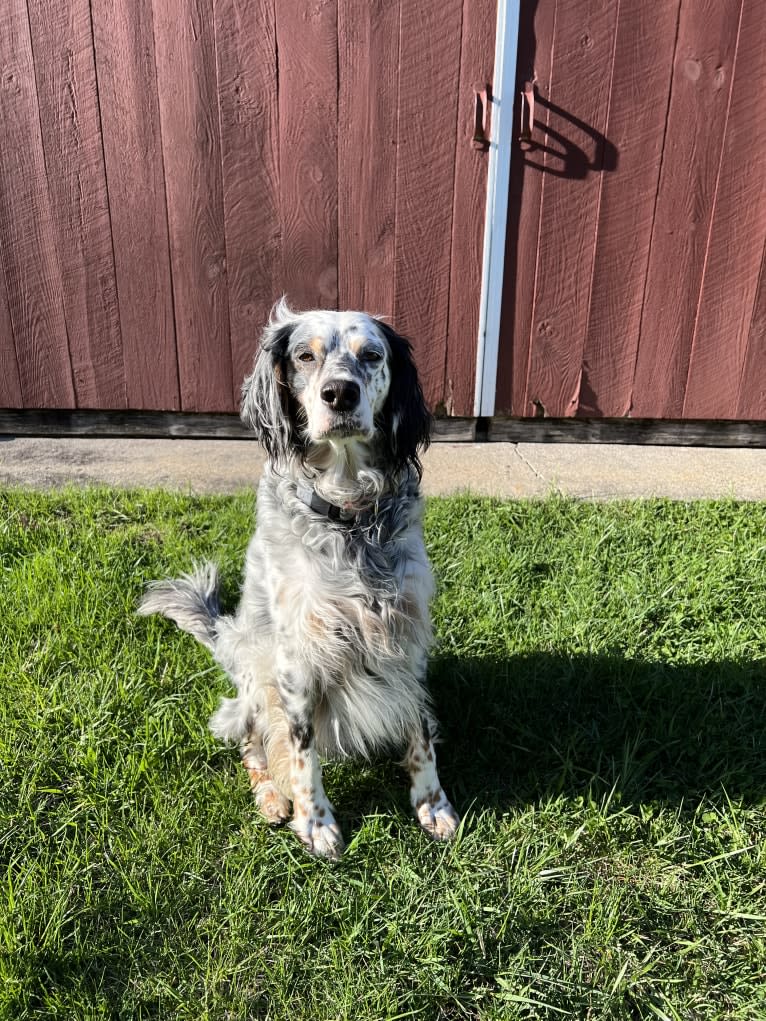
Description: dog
xmin=139 ymin=300 xmax=459 ymax=857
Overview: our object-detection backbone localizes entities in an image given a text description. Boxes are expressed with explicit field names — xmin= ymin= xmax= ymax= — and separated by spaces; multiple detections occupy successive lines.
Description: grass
xmin=1 ymin=487 xmax=765 ymax=1020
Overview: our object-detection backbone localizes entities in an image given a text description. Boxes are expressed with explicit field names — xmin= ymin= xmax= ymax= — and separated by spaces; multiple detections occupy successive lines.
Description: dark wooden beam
xmin=2 ymin=410 xmax=766 ymax=447
xmin=487 ymin=417 xmax=766 ymax=448
xmin=0 ymin=410 xmax=476 ymax=441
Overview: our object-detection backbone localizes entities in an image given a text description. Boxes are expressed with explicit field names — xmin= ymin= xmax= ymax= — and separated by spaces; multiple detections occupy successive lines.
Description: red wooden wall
xmin=0 ymin=0 xmax=495 ymax=416
xmin=497 ymin=0 xmax=766 ymax=420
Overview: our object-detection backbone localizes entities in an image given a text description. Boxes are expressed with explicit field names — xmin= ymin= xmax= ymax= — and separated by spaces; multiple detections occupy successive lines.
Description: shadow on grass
xmin=429 ymin=653 xmax=766 ymax=812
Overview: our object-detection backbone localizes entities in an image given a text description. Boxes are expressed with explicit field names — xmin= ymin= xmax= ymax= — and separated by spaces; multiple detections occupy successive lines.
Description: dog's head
xmin=241 ymin=300 xmax=431 ymax=476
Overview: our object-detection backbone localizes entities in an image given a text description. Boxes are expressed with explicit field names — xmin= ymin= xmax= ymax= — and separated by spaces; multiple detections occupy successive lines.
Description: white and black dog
xmin=139 ymin=300 xmax=459 ymax=857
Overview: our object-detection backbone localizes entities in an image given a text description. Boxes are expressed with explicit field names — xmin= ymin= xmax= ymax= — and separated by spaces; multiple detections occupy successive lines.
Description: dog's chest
xmin=268 ymin=518 xmax=432 ymax=665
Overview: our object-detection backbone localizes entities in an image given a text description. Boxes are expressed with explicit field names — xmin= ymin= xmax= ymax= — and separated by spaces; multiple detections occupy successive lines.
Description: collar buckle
xmin=295 ymin=480 xmax=355 ymax=522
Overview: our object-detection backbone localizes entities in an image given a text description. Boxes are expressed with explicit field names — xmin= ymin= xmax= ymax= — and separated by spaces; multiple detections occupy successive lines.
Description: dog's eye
xmin=297 ymin=351 xmax=315 ymax=363
xmin=361 ymin=349 xmax=383 ymax=363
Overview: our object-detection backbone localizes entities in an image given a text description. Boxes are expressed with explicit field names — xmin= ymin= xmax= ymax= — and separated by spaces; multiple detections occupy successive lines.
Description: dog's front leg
xmin=404 ymin=717 xmax=460 ymax=841
xmin=277 ymin=659 xmax=345 ymax=859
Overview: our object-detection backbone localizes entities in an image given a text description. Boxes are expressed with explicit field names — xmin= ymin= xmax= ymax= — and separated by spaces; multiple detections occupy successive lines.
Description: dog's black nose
xmin=320 ymin=380 xmax=360 ymax=412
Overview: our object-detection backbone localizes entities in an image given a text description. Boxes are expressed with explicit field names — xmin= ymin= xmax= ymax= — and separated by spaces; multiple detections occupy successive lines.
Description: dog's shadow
xmin=338 ymin=652 xmax=766 ymax=831
xmin=430 ymin=653 xmax=766 ymax=814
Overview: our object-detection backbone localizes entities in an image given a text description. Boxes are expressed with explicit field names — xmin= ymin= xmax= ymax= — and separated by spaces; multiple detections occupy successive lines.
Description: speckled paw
xmin=290 ymin=814 xmax=346 ymax=859
xmin=255 ymin=785 xmax=292 ymax=826
xmin=415 ymin=794 xmax=460 ymax=841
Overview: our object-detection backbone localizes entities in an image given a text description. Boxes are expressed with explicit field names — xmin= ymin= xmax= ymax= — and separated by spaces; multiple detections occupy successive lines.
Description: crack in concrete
xmin=512 ymin=444 xmax=546 ymax=483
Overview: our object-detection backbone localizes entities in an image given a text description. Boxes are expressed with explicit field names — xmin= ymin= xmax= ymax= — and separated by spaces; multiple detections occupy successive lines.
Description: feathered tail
xmin=138 ymin=562 xmax=221 ymax=652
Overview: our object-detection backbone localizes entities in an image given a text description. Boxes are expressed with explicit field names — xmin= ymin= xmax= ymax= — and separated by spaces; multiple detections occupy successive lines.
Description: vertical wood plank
xmin=445 ymin=0 xmax=497 ymax=417
xmin=494 ymin=0 xmax=556 ymax=415
xmin=92 ymin=0 xmax=180 ymax=410
xmin=152 ymin=0 xmax=233 ymax=412
xmin=736 ymin=242 xmax=766 ymax=419
xmin=337 ymin=0 xmax=399 ymax=318
xmin=0 ymin=265 xmax=23 ymax=408
xmin=682 ymin=0 xmax=766 ymax=419
xmin=27 ymin=0 xmax=125 ymax=409
xmin=630 ymin=0 xmax=743 ymax=418
xmin=577 ymin=0 xmax=680 ymax=417
xmin=394 ymin=0 xmax=464 ymax=407
xmin=522 ymin=0 xmax=620 ymax=418
xmin=0 ymin=0 xmax=74 ymax=408
xmin=214 ymin=0 xmax=281 ymax=391
xmin=276 ymin=0 xmax=338 ymax=311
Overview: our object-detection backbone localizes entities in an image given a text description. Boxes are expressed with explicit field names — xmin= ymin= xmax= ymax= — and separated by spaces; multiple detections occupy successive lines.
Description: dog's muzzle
xmin=317 ymin=379 xmax=367 ymax=437
xmin=320 ymin=379 xmax=360 ymax=413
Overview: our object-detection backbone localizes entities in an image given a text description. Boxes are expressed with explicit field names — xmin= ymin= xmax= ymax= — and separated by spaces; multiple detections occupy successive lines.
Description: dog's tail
xmin=138 ymin=562 xmax=221 ymax=652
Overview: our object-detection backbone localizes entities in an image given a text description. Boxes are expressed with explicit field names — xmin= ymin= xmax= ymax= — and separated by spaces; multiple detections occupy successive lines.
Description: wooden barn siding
xmin=0 ymin=0 xmax=495 ymax=416
xmin=497 ymin=0 xmax=766 ymax=420
xmin=92 ymin=0 xmax=180 ymax=411
xmin=0 ymin=0 xmax=75 ymax=409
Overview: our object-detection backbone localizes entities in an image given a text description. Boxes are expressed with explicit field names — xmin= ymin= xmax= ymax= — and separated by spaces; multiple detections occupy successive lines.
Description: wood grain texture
xmin=736 ymin=241 xmax=766 ymax=419
xmin=630 ymin=0 xmax=743 ymax=418
xmin=5 ymin=406 xmax=766 ymax=445
xmin=0 ymin=409 xmax=475 ymax=440
xmin=152 ymin=0 xmax=233 ymax=412
xmin=682 ymin=0 xmax=766 ymax=419
xmin=91 ymin=0 xmax=180 ymax=410
xmin=523 ymin=0 xmax=620 ymax=418
xmin=215 ymin=0 xmax=282 ymax=392
xmin=0 ymin=261 xmax=23 ymax=407
xmin=5 ymin=1 xmax=759 ymax=425
xmin=445 ymin=0 xmax=496 ymax=416
xmin=577 ymin=0 xmax=681 ymax=417
xmin=0 ymin=409 xmax=253 ymax=437
xmin=488 ymin=415 xmax=766 ymax=447
xmin=0 ymin=0 xmax=74 ymax=408
xmin=276 ymin=0 xmax=338 ymax=311
xmin=27 ymin=0 xmax=125 ymax=409
xmin=394 ymin=0 xmax=464 ymax=407
xmin=337 ymin=0 xmax=399 ymax=318
xmin=495 ymin=0 xmax=556 ymax=415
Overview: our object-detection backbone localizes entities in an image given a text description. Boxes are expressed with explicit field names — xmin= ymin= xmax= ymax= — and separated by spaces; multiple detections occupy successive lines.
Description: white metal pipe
xmin=473 ymin=0 xmax=522 ymax=416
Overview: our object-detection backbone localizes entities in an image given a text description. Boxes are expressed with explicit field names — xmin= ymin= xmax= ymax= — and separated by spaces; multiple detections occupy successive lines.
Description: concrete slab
xmin=420 ymin=443 xmax=546 ymax=498
xmin=518 ymin=443 xmax=766 ymax=500
xmin=0 ymin=435 xmax=765 ymax=500
xmin=0 ymin=437 xmax=267 ymax=494
xmin=0 ymin=438 xmax=545 ymax=498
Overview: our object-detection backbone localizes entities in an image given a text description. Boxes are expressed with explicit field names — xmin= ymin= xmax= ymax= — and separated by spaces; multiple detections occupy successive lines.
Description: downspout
xmin=473 ymin=0 xmax=522 ymax=416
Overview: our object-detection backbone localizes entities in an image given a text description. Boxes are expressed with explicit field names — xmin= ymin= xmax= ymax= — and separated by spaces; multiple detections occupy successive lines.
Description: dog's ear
xmin=375 ymin=321 xmax=431 ymax=477
xmin=241 ymin=300 xmax=301 ymax=460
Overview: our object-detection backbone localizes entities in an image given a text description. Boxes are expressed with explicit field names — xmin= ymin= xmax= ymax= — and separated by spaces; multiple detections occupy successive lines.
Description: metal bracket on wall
xmin=472 ymin=86 xmax=491 ymax=150
xmin=518 ymin=81 xmax=535 ymax=149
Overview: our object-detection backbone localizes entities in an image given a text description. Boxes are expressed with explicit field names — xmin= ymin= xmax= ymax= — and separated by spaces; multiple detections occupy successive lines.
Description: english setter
xmin=139 ymin=300 xmax=459 ymax=857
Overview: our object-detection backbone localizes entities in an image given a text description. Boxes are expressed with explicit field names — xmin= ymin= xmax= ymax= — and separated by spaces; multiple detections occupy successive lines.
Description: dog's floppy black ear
xmin=376 ymin=321 xmax=431 ymax=478
xmin=241 ymin=300 xmax=301 ymax=461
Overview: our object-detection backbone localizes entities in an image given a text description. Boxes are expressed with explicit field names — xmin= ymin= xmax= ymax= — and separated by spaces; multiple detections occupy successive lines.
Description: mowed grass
xmin=1 ymin=487 xmax=765 ymax=1021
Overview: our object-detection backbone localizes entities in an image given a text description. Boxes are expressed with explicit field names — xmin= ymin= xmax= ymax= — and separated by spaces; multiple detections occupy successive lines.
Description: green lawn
xmin=1 ymin=488 xmax=765 ymax=1020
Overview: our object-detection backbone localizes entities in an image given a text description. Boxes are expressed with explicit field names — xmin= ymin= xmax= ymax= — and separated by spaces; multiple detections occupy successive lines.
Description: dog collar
xmin=295 ymin=480 xmax=357 ymax=522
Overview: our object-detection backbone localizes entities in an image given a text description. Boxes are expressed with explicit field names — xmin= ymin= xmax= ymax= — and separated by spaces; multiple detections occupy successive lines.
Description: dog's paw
xmin=245 ymin=762 xmax=292 ymax=826
xmin=290 ymin=812 xmax=346 ymax=859
xmin=255 ymin=784 xmax=292 ymax=826
xmin=414 ymin=790 xmax=460 ymax=841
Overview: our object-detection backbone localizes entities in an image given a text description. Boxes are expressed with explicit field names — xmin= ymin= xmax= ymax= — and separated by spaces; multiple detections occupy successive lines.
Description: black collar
xmin=295 ymin=480 xmax=358 ymax=522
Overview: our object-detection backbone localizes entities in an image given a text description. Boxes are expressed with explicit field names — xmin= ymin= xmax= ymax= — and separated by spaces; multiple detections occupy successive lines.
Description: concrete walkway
xmin=1 ymin=436 xmax=765 ymax=499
